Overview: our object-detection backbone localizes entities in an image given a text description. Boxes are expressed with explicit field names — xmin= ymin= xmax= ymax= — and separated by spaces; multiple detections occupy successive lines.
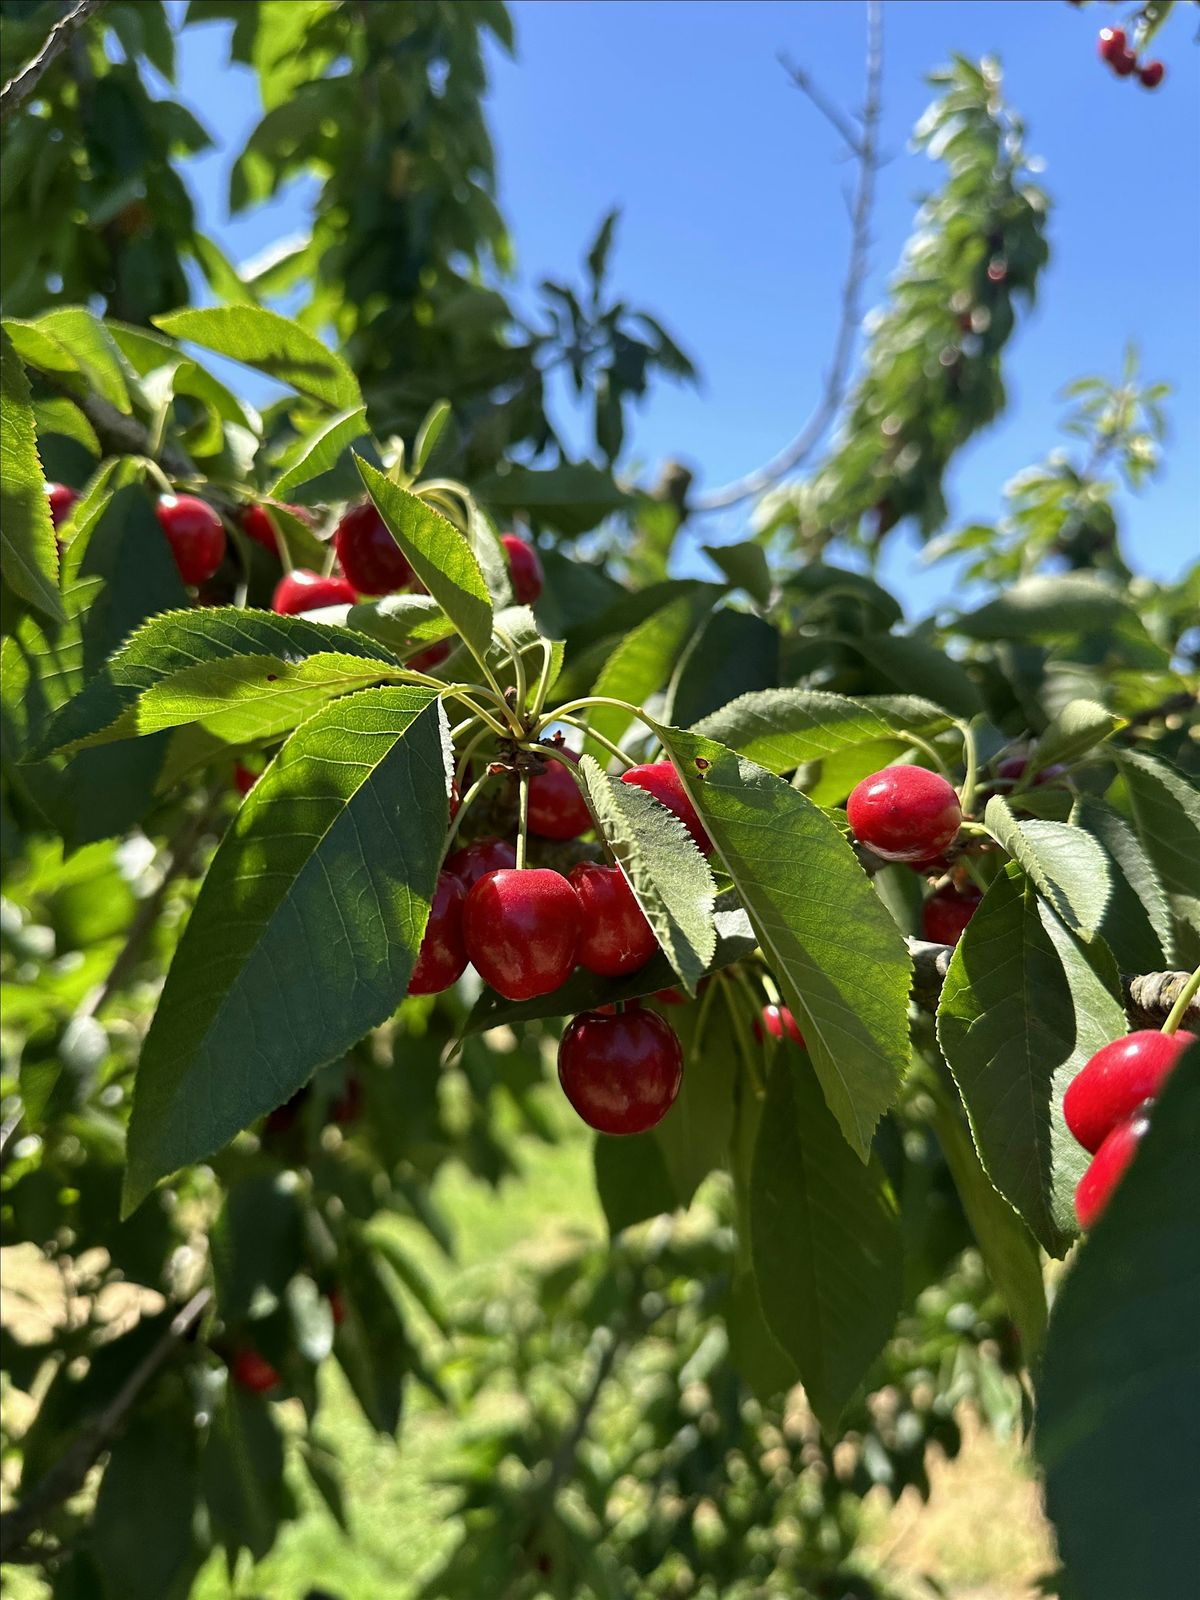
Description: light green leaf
xmin=268 ymin=405 xmax=368 ymax=498
xmin=412 ymin=399 xmax=452 ymax=473
xmin=466 ymin=898 xmax=755 ymax=1035
xmin=32 ymin=395 xmax=101 ymax=456
xmin=927 ymin=1086 xmax=1046 ymax=1357
xmin=34 ymin=308 xmax=133 ymax=412
xmin=702 ymin=540 xmax=772 ymax=606
xmin=0 ymin=329 xmax=64 ymax=624
xmin=984 ymin=795 xmax=1111 ymax=940
xmin=1029 ymin=698 xmax=1124 ymax=771
xmin=123 ymin=687 xmax=450 ymax=1209
xmin=1072 ymin=796 xmax=1175 ymax=971
xmin=750 ymin=1052 xmax=902 ymax=1436
xmin=652 ymin=727 xmax=912 ymax=1157
xmin=31 ymin=608 xmax=398 ymax=760
xmin=936 ymin=864 xmax=1122 ymax=1256
xmin=347 ymin=594 xmax=455 ymax=654
xmin=154 ymin=305 xmax=360 ymax=410
xmin=354 ymin=457 xmax=493 ymax=659
xmin=487 ymin=605 xmax=564 ymax=699
xmin=1037 ymin=1053 xmax=1200 ymax=1600
xmin=576 ymin=754 xmax=717 ymax=993
xmin=586 ymin=592 xmax=711 ymax=760
xmin=1117 ymin=748 xmax=1200 ymax=943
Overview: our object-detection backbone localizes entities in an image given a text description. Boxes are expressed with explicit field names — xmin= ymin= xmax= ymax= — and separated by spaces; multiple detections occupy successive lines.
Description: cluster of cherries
xmin=1097 ymin=26 xmax=1165 ymax=87
xmin=1064 ymin=1025 xmax=1193 ymax=1230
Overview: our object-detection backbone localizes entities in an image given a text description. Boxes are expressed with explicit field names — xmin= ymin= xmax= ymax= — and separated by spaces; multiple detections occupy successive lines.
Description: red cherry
xmin=568 ymin=863 xmax=658 ymax=977
xmin=528 ymin=748 xmax=592 ymax=841
xmin=46 ymin=482 xmax=80 ymax=530
xmin=921 ymin=884 xmax=982 ymax=947
xmin=1063 ymin=1029 xmax=1194 ymax=1154
xmin=653 ymin=987 xmax=687 ymax=1005
xmin=1111 ymin=48 xmax=1137 ymax=77
xmin=1138 ymin=61 xmax=1164 ymax=88
xmin=755 ymin=1004 xmax=805 ymax=1046
xmin=241 ymin=502 xmax=311 ymax=552
xmin=408 ymin=871 xmax=468 ymax=995
xmin=558 ymin=1007 xmax=683 ymax=1134
xmin=333 ymin=501 xmax=415 ymax=595
xmin=847 ymin=767 xmax=962 ymax=864
xmin=409 ymin=640 xmax=450 ymax=674
xmin=1097 ymin=26 xmax=1127 ymax=64
xmin=328 ymin=1289 xmax=347 ymax=1327
xmin=230 ymin=1349 xmax=281 ymax=1394
xmin=501 ymin=533 xmax=544 ymax=606
xmin=1074 ymin=1109 xmax=1150 ymax=1230
xmin=233 ymin=763 xmax=258 ymax=798
xmin=996 ymin=755 xmax=1067 ymax=787
xmin=271 ymin=569 xmax=357 ymax=615
xmin=462 ymin=868 xmax=581 ymax=1000
xmin=620 ymin=762 xmax=712 ymax=854
xmin=444 ymin=836 xmax=517 ymax=890
xmin=156 ymin=495 xmax=226 ymax=586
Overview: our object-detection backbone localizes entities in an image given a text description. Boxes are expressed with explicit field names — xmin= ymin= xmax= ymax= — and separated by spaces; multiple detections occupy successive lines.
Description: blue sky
xmin=169 ymin=0 xmax=1198 ymax=616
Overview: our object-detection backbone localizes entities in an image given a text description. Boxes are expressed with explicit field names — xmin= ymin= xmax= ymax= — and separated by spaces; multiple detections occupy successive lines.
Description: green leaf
xmin=749 ymin=1052 xmax=902 ymax=1436
xmin=0 ymin=329 xmax=64 ymax=624
xmin=32 ymin=395 xmax=101 ymax=456
xmin=955 ymin=574 xmax=1136 ymax=641
xmin=334 ymin=1230 xmax=411 ymax=1434
xmin=846 ymin=632 xmax=982 ymax=718
xmin=472 ymin=461 xmax=630 ymax=535
xmin=33 ymin=308 xmax=133 ymax=413
xmin=412 ymin=399 xmax=452 ymax=473
xmin=586 ymin=591 xmax=713 ymax=760
xmin=202 ymin=1383 xmax=292 ymax=1563
xmin=576 ymin=754 xmax=717 ymax=994
xmin=666 ymin=608 xmax=779 ymax=730
xmin=298 ymin=1437 xmax=349 ymax=1533
xmin=1072 ymin=796 xmax=1175 ymax=971
xmin=486 ymin=605 xmax=564 ymax=701
xmin=651 ymin=727 xmax=912 ymax=1158
xmin=268 ymin=404 xmax=368 ymax=498
xmin=1028 ymin=698 xmax=1124 ymax=771
xmin=694 ymin=689 xmax=954 ymax=780
xmin=465 ymin=899 xmax=756 ymax=1035
xmin=346 ymin=594 xmax=455 ymax=655
xmin=594 ymin=1134 xmax=676 ymax=1235
xmin=927 ymin=1086 xmax=1046 ymax=1358
xmin=936 ymin=865 xmax=1122 ymax=1256
xmin=32 ymin=607 xmax=398 ymax=760
xmin=154 ymin=305 xmax=361 ymax=410
xmin=983 ymin=796 xmax=1112 ymax=940
xmin=702 ymin=540 xmax=772 ymax=606
xmin=1036 ymin=1053 xmax=1200 ymax=1600
xmin=93 ymin=1415 xmax=202 ymax=1600
xmin=354 ymin=458 xmax=493 ymax=659
xmin=652 ymin=988 xmax=739 ymax=1204
xmin=211 ymin=1172 xmax=305 ymax=1321
xmin=1116 ymin=748 xmax=1200 ymax=943
xmin=123 ymin=687 xmax=450 ymax=1209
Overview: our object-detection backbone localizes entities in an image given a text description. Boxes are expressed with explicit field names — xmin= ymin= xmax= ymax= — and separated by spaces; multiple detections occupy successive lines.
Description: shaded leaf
xmin=702 ymin=540 xmax=772 ymax=606
xmin=1072 ymin=796 xmax=1174 ymax=971
xmin=1029 ymin=698 xmax=1124 ymax=771
xmin=983 ymin=795 xmax=1111 ymax=940
xmin=1117 ymin=748 xmax=1200 ymax=943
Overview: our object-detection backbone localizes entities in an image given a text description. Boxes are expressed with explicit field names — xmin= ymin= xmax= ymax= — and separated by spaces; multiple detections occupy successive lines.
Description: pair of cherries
xmin=1098 ymin=27 xmax=1165 ymax=87
xmin=1064 ymin=1027 xmax=1194 ymax=1229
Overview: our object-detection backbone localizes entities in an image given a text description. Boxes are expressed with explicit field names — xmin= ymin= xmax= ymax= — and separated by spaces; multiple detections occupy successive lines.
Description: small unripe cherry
xmin=1074 ymin=1108 xmax=1150 ymax=1230
xmin=620 ymin=762 xmax=712 ymax=853
xmin=501 ymin=533 xmax=544 ymax=606
xmin=995 ymin=755 xmax=1067 ymax=787
xmin=156 ymin=494 xmax=226 ymax=586
xmin=333 ymin=501 xmax=415 ymax=595
xmin=230 ymin=1348 xmax=281 ymax=1393
xmin=653 ymin=987 xmax=687 ymax=1006
xmin=568 ymin=862 xmax=658 ymax=977
xmin=921 ymin=884 xmax=982 ymax=947
xmin=528 ymin=748 xmax=592 ymax=840
xmin=444 ymin=836 xmax=516 ymax=889
xmin=241 ymin=501 xmax=311 ymax=552
xmin=46 ymin=482 xmax=80 ymax=530
xmin=408 ymin=871 xmax=468 ymax=995
xmin=462 ymin=868 xmax=582 ymax=1000
xmin=558 ymin=1006 xmax=684 ymax=1134
xmin=847 ymin=767 xmax=962 ymax=864
xmin=1138 ymin=61 xmax=1164 ymax=88
xmin=271 ymin=568 xmax=357 ymax=616
xmin=755 ymin=1004 xmax=804 ymax=1046
xmin=1063 ymin=1028 xmax=1195 ymax=1154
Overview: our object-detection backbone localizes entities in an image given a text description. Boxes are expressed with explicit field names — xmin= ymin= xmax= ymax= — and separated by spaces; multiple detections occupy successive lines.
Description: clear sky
xmin=168 ymin=0 xmax=1199 ymax=617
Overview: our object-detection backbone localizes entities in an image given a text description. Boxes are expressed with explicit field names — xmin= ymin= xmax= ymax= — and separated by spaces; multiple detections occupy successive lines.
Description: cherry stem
xmin=721 ymin=974 xmax=765 ymax=1099
xmin=530 ymin=639 xmax=557 ymax=720
xmin=516 ymin=770 xmax=530 ymax=871
xmin=901 ymin=730 xmax=953 ymax=782
xmin=551 ymin=714 xmax=636 ymax=770
xmin=140 ymin=457 xmax=174 ymax=497
xmin=1161 ymin=964 xmax=1200 ymax=1037
xmin=454 ymin=725 xmax=494 ymax=792
xmin=961 ymin=855 xmax=990 ymax=896
xmin=532 ymin=695 xmax=656 ymax=739
xmin=493 ymin=625 xmax=527 ymax=717
xmin=958 ymin=721 xmax=979 ymax=816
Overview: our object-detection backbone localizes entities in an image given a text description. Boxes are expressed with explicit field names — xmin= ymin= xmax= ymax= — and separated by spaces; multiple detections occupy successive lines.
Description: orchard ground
xmin=2 ymin=1073 xmax=1054 ymax=1600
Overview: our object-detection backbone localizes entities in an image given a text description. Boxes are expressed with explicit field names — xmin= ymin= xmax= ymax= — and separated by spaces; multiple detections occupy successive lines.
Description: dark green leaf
xmin=594 ymin=1133 xmax=676 ymax=1235
xmin=1117 ymin=748 xmax=1200 ymax=943
xmin=473 ymin=462 xmax=630 ymax=535
xmin=211 ymin=1172 xmax=306 ymax=1322
xmin=702 ymin=540 xmax=772 ymax=607
xmin=955 ymin=574 xmax=1136 ymax=641
xmin=93 ymin=1415 xmax=201 ymax=1600
xmin=1028 ymin=698 xmax=1123 ymax=771
xmin=667 ymin=608 xmax=779 ymax=730
xmin=202 ymin=1383 xmax=292 ymax=1563
xmin=1072 ymin=796 xmax=1174 ymax=971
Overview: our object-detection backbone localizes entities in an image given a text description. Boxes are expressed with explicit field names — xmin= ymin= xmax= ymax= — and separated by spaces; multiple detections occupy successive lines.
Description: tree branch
xmin=0 ymin=0 xmax=108 ymax=125
xmin=0 ymin=1288 xmax=212 ymax=1558
xmin=907 ymin=937 xmax=1199 ymax=1029
xmin=43 ymin=373 xmax=194 ymax=481
xmin=691 ymin=0 xmax=883 ymax=513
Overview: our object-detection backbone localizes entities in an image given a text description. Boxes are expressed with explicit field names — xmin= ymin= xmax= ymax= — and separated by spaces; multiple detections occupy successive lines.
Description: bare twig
xmin=906 ymin=937 xmax=1198 ymax=1029
xmin=0 ymin=1288 xmax=212 ymax=1557
xmin=691 ymin=0 xmax=883 ymax=513
xmin=777 ymin=48 xmax=868 ymax=155
xmin=0 ymin=0 xmax=108 ymax=125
